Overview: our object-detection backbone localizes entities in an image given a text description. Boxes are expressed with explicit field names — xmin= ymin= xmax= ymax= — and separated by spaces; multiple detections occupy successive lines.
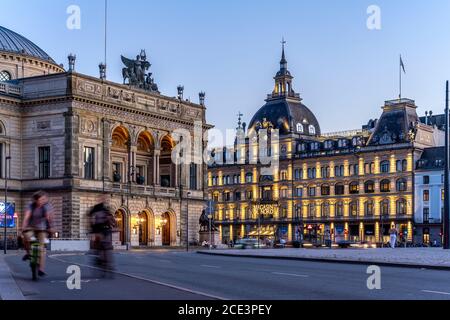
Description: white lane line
xmin=158 ymin=259 xmax=172 ymax=263
xmin=272 ymin=272 xmax=309 ymax=278
xmin=49 ymin=254 xmax=227 ymax=300
xmin=422 ymin=290 xmax=450 ymax=296
xmin=201 ymin=265 xmax=221 ymax=269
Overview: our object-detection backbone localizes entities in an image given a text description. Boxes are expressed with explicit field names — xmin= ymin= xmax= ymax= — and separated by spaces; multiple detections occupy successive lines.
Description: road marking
xmin=422 ymin=290 xmax=450 ymax=296
xmin=272 ymin=272 xmax=309 ymax=278
xmin=158 ymin=259 xmax=172 ymax=263
xmin=51 ymin=279 xmax=99 ymax=284
xmin=49 ymin=254 xmax=227 ymax=300
xmin=201 ymin=265 xmax=221 ymax=269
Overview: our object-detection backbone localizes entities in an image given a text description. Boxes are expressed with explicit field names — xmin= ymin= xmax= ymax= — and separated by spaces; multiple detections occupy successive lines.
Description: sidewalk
xmin=198 ymin=248 xmax=450 ymax=270
xmin=0 ymin=253 xmax=25 ymax=300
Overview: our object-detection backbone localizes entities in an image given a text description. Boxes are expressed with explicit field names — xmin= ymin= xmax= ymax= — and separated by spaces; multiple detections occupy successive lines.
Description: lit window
xmin=309 ymin=125 xmax=316 ymax=135
xmin=423 ymin=190 xmax=430 ymax=201
xmin=380 ymin=179 xmax=391 ymax=192
xmin=296 ymin=123 xmax=303 ymax=133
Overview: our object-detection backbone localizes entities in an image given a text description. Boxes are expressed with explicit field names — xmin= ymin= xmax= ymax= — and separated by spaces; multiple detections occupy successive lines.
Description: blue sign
xmin=0 ymin=202 xmax=15 ymax=228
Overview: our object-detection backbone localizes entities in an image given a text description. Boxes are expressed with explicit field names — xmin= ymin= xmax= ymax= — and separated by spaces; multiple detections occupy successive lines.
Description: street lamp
xmin=3 ymin=156 xmax=11 ymax=254
xmin=207 ymin=213 xmax=213 ymax=250
xmin=186 ymin=191 xmax=191 ymax=252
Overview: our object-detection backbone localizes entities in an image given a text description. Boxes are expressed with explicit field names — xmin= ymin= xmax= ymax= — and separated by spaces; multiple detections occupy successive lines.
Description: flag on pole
xmin=400 ymin=55 xmax=406 ymax=74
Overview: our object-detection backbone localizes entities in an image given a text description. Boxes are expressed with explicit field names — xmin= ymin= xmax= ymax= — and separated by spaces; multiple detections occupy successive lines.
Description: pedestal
xmin=199 ymin=230 xmax=220 ymax=246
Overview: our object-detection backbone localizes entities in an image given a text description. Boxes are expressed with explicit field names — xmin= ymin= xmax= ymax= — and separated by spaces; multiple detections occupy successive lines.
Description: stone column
xmin=64 ymin=110 xmax=80 ymax=179
xmin=102 ymin=119 xmax=111 ymax=185
xmin=130 ymin=144 xmax=137 ymax=183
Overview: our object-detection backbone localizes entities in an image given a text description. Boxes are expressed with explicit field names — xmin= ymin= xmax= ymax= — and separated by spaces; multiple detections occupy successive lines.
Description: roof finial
xmin=237 ymin=111 xmax=243 ymax=129
xmin=280 ymin=37 xmax=287 ymax=69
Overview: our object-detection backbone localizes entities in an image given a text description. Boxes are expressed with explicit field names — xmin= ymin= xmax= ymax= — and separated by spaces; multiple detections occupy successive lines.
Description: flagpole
xmin=399 ymin=55 xmax=402 ymax=100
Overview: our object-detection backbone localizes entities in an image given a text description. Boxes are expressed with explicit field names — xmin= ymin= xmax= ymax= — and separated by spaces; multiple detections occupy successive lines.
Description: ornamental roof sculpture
xmin=121 ymin=50 xmax=159 ymax=93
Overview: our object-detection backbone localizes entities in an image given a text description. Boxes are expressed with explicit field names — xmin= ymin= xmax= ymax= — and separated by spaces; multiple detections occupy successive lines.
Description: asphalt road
xmin=5 ymin=250 xmax=450 ymax=300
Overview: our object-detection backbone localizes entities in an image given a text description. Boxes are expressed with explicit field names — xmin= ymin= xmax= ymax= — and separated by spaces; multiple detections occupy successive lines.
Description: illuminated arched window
xmin=396 ymin=199 xmax=407 ymax=215
xmin=380 ymin=179 xmax=391 ymax=192
xmin=380 ymin=199 xmax=390 ymax=216
xmin=309 ymin=125 xmax=316 ymax=135
xmin=296 ymin=123 xmax=303 ymax=133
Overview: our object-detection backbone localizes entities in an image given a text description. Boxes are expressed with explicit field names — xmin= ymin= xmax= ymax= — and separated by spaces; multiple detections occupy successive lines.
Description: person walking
xmin=389 ymin=226 xmax=398 ymax=248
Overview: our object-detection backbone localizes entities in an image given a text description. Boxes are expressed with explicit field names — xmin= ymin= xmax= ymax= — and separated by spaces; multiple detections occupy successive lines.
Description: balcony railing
xmin=0 ymin=82 xmax=22 ymax=96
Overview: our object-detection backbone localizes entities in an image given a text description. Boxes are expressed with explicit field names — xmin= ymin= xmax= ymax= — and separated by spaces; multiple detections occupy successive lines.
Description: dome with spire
xmin=248 ymin=41 xmax=321 ymax=136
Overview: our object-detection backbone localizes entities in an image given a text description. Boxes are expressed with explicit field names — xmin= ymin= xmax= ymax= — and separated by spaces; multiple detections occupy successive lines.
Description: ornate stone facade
xmin=1 ymin=63 xmax=211 ymax=248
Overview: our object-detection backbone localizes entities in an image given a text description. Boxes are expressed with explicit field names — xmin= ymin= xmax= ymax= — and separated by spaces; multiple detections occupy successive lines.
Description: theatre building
xmin=207 ymin=45 xmax=443 ymax=245
xmin=0 ymin=26 xmax=211 ymax=248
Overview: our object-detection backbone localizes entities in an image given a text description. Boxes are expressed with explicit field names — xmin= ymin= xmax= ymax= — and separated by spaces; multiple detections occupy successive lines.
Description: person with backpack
xmin=22 ymin=191 xmax=54 ymax=276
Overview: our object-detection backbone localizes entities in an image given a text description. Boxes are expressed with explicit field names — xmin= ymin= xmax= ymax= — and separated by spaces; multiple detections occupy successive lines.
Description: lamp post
xmin=444 ymin=80 xmax=450 ymax=249
xmin=207 ymin=212 xmax=212 ymax=250
xmin=3 ymin=156 xmax=10 ymax=254
xmin=186 ymin=191 xmax=191 ymax=252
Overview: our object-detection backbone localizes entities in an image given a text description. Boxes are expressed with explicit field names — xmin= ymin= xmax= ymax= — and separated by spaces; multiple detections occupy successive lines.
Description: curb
xmin=0 ymin=255 xmax=25 ymax=300
xmin=196 ymin=251 xmax=450 ymax=271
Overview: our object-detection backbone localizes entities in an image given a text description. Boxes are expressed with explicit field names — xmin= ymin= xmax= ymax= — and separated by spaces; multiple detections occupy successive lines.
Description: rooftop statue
xmin=121 ymin=50 xmax=159 ymax=93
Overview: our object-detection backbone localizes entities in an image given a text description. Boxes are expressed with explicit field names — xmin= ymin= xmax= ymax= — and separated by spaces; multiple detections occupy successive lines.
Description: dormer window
xmin=324 ymin=140 xmax=333 ymax=149
xmin=338 ymin=139 xmax=348 ymax=148
xmin=297 ymin=143 xmax=306 ymax=152
xmin=310 ymin=142 xmax=319 ymax=151
xmin=296 ymin=123 xmax=304 ymax=133
xmin=352 ymin=137 xmax=361 ymax=146
xmin=309 ymin=125 xmax=316 ymax=135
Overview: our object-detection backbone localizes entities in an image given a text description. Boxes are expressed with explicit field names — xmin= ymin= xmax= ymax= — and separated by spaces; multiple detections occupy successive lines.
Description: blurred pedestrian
xmin=22 ymin=191 xmax=54 ymax=277
xmin=389 ymin=227 xmax=397 ymax=248
xmin=89 ymin=194 xmax=115 ymax=275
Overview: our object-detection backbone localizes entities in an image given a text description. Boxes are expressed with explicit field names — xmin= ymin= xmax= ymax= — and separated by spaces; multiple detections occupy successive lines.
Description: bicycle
xmin=23 ymin=229 xmax=49 ymax=281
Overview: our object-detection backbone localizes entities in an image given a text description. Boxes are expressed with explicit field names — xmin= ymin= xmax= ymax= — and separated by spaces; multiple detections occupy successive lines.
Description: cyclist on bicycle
xmin=89 ymin=194 xmax=115 ymax=273
xmin=22 ymin=191 xmax=54 ymax=277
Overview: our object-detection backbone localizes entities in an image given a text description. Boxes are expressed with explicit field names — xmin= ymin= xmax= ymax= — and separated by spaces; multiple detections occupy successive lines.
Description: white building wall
xmin=415 ymin=170 xmax=443 ymax=223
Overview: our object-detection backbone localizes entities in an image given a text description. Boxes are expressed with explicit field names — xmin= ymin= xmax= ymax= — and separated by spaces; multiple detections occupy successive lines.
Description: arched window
xmin=296 ymin=123 xmax=304 ymax=133
xmin=335 ymin=165 xmax=344 ymax=177
xmin=0 ymin=70 xmax=11 ymax=82
xmin=364 ymin=200 xmax=374 ymax=216
xmin=349 ymin=181 xmax=359 ymax=194
xmin=396 ymin=199 xmax=407 ymax=215
xmin=335 ymin=183 xmax=345 ymax=195
xmin=308 ymin=203 xmax=316 ymax=218
xmin=364 ymin=180 xmax=375 ymax=193
xmin=309 ymin=125 xmax=316 ymax=135
xmin=396 ymin=178 xmax=407 ymax=192
xmin=349 ymin=201 xmax=358 ymax=217
xmin=321 ymin=184 xmax=330 ymax=196
xmin=380 ymin=199 xmax=390 ymax=216
xmin=321 ymin=202 xmax=330 ymax=218
xmin=380 ymin=179 xmax=391 ymax=192
xmin=402 ymin=159 xmax=407 ymax=172
xmin=335 ymin=201 xmax=344 ymax=217
xmin=380 ymin=160 xmax=390 ymax=173
xmin=245 ymin=173 xmax=253 ymax=183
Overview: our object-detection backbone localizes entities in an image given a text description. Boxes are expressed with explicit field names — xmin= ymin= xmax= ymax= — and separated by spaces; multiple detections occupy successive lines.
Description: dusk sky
xmin=2 ymin=0 xmax=450 ymax=142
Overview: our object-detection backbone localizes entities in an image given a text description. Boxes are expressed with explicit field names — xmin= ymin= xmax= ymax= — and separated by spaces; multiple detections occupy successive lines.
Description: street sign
xmin=0 ymin=202 xmax=15 ymax=228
